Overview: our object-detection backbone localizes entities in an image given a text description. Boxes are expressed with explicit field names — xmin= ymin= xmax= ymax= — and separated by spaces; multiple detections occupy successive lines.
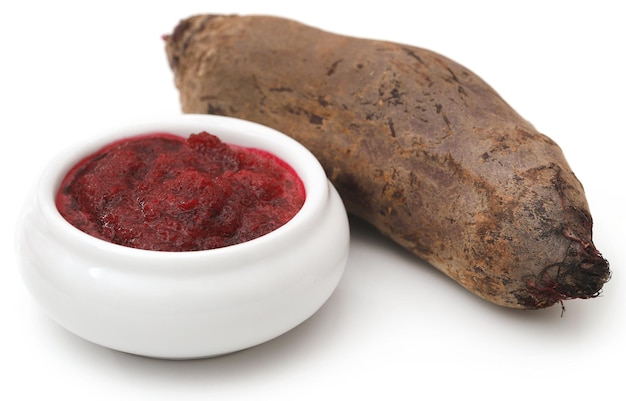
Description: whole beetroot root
xmin=164 ymin=14 xmax=610 ymax=309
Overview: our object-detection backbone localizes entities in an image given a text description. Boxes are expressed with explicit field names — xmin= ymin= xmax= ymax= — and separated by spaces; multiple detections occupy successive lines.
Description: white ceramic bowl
xmin=16 ymin=114 xmax=350 ymax=359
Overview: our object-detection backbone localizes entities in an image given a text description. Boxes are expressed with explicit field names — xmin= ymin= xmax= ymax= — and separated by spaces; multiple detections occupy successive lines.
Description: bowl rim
xmin=35 ymin=114 xmax=331 ymax=268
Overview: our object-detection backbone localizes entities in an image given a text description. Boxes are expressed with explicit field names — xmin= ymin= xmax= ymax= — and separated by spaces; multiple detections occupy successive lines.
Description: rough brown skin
xmin=164 ymin=14 xmax=610 ymax=309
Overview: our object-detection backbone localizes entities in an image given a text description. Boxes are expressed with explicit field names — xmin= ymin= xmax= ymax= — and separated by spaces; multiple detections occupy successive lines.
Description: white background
xmin=2 ymin=1 xmax=624 ymax=400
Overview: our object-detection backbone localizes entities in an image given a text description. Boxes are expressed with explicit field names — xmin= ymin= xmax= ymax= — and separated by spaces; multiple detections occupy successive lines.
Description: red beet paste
xmin=56 ymin=132 xmax=305 ymax=251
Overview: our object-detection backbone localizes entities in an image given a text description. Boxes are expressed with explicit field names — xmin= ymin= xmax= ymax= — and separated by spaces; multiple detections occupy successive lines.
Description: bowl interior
xmin=36 ymin=114 xmax=329 ymax=264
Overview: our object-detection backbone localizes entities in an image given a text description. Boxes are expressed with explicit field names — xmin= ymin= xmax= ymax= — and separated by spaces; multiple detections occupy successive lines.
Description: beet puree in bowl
xmin=16 ymin=114 xmax=350 ymax=359
xmin=56 ymin=131 xmax=306 ymax=252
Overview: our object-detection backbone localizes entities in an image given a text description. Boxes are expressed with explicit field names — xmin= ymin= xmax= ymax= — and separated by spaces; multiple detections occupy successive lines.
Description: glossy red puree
xmin=56 ymin=132 xmax=305 ymax=251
